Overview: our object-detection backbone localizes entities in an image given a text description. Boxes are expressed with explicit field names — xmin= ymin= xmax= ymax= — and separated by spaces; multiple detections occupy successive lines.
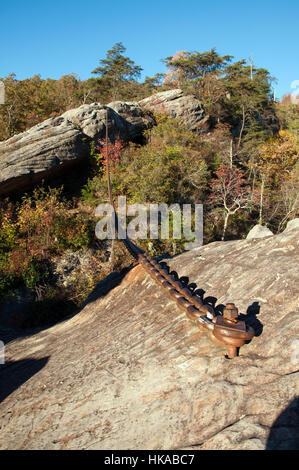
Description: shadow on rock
xmin=82 ymin=267 xmax=132 ymax=306
xmin=0 ymin=268 xmax=131 ymax=345
xmin=157 ymin=261 xmax=262 ymax=358
xmin=158 ymin=262 xmax=222 ymax=312
xmin=157 ymin=262 xmax=264 ymax=336
xmin=240 ymin=301 xmax=263 ymax=337
xmin=266 ymin=397 xmax=299 ymax=450
xmin=0 ymin=357 xmax=49 ymax=403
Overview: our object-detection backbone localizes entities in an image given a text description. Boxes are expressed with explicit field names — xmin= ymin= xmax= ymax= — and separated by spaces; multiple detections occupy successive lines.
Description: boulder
xmin=0 ymin=227 xmax=298 ymax=450
xmin=246 ymin=224 xmax=274 ymax=239
xmin=284 ymin=218 xmax=299 ymax=233
xmin=139 ymin=88 xmax=208 ymax=133
xmin=0 ymin=102 xmax=155 ymax=196
xmin=0 ymin=116 xmax=90 ymax=196
xmin=62 ymin=101 xmax=155 ymax=142
xmin=0 ymin=90 xmax=208 ymax=197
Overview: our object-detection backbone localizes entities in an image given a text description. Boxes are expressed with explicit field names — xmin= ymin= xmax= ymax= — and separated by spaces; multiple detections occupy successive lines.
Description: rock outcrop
xmin=139 ymin=88 xmax=208 ymax=132
xmin=0 ymin=102 xmax=155 ymax=196
xmin=284 ymin=218 xmax=299 ymax=233
xmin=246 ymin=224 xmax=274 ymax=239
xmin=0 ymin=89 xmax=209 ymax=196
xmin=1 ymin=227 xmax=298 ymax=450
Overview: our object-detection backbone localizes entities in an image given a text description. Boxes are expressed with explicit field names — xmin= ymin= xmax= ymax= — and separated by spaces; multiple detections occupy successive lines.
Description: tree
xmin=276 ymin=171 xmax=299 ymax=231
xmin=163 ymin=48 xmax=232 ymax=86
xmin=0 ymin=73 xmax=85 ymax=140
xmin=91 ymin=43 xmax=143 ymax=101
xmin=222 ymin=61 xmax=275 ymax=150
xmin=97 ymin=136 xmax=124 ymax=169
xmin=207 ymin=163 xmax=255 ymax=240
xmin=276 ymin=101 xmax=299 ymax=141
xmin=254 ymin=130 xmax=298 ymax=224
xmin=163 ymin=48 xmax=232 ymax=119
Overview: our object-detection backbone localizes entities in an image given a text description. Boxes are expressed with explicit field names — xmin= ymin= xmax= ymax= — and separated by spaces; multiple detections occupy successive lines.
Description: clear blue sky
xmin=1 ymin=0 xmax=298 ymax=100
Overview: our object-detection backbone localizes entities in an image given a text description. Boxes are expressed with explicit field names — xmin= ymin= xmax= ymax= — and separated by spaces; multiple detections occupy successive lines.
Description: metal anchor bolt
xmin=223 ymin=303 xmax=239 ymax=323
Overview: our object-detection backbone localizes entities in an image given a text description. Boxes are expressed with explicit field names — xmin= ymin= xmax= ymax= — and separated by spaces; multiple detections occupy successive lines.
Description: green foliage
xmin=0 ymin=187 xmax=95 ymax=301
xmin=0 ymin=73 xmax=87 ymax=140
xmin=1 ymin=44 xmax=298 ymax=328
xmin=92 ymin=42 xmax=142 ymax=81
xmin=91 ymin=42 xmax=143 ymax=101
xmin=82 ymin=116 xmax=210 ymax=206
xmin=222 ymin=61 xmax=274 ymax=127
xmin=276 ymin=102 xmax=299 ymax=140
xmin=163 ymin=48 xmax=232 ymax=119
xmin=163 ymin=48 xmax=232 ymax=88
xmin=80 ymin=177 xmax=103 ymax=206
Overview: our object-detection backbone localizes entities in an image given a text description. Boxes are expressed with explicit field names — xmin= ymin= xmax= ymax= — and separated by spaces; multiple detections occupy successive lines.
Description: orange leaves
xmin=0 ymin=188 xmax=93 ymax=291
xmin=97 ymin=137 xmax=124 ymax=169
xmin=257 ymin=130 xmax=299 ymax=179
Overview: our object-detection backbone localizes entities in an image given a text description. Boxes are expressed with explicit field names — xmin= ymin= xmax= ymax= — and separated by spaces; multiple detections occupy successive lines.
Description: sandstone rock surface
xmin=0 ymin=90 xmax=208 ymax=196
xmin=246 ymin=224 xmax=274 ymax=239
xmin=0 ymin=102 xmax=155 ymax=196
xmin=0 ymin=228 xmax=298 ymax=450
xmin=139 ymin=89 xmax=208 ymax=132
xmin=284 ymin=218 xmax=299 ymax=233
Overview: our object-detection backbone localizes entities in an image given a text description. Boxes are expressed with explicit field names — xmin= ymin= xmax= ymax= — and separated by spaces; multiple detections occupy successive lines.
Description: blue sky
xmin=1 ymin=0 xmax=298 ymax=100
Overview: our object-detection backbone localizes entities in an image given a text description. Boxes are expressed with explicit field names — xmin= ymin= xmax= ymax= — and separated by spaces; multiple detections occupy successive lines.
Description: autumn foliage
xmin=257 ymin=130 xmax=298 ymax=181
xmin=208 ymin=164 xmax=252 ymax=207
xmin=1 ymin=44 xmax=299 ymax=327
xmin=0 ymin=188 xmax=93 ymax=300
xmin=208 ymin=163 xmax=256 ymax=240
xmin=97 ymin=137 xmax=124 ymax=168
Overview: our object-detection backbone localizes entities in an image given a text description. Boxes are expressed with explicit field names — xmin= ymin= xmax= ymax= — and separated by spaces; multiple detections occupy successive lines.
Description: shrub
xmin=0 ymin=187 xmax=95 ymax=301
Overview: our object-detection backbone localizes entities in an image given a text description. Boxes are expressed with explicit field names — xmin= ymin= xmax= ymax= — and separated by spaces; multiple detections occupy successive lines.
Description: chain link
xmin=104 ymin=109 xmax=254 ymax=358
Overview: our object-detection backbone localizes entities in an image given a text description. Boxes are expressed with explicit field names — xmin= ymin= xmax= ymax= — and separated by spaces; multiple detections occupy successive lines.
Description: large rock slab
xmin=139 ymin=88 xmax=208 ymax=133
xmin=0 ymin=102 xmax=155 ymax=196
xmin=0 ymin=228 xmax=298 ymax=450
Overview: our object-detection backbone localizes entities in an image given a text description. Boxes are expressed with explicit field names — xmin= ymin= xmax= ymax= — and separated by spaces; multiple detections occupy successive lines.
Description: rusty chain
xmin=104 ymin=110 xmax=255 ymax=358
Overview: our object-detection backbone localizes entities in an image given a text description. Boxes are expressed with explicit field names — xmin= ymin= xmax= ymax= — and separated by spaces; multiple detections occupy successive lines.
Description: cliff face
xmin=0 ymin=226 xmax=298 ymax=450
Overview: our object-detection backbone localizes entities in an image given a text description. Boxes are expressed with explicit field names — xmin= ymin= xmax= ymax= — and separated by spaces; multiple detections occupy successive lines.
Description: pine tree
xmin=92 ymin=43 xmax=143 ymax=101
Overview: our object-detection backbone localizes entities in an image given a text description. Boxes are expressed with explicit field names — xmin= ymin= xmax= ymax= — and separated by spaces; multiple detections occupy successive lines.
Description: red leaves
xmin=97 ymin=137 xmax=124 ymax=168
xmin=208 ymin=163 xmax=254 ymax=211
xmin=207 ymin=163 xmax=257 ymax=240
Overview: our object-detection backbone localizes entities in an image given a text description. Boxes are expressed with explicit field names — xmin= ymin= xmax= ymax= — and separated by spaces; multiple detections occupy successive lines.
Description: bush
xmin=82 ymin=116 xmax=211 ymax=206
xmin=0 ymin=187 xmax=95 ymax=301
